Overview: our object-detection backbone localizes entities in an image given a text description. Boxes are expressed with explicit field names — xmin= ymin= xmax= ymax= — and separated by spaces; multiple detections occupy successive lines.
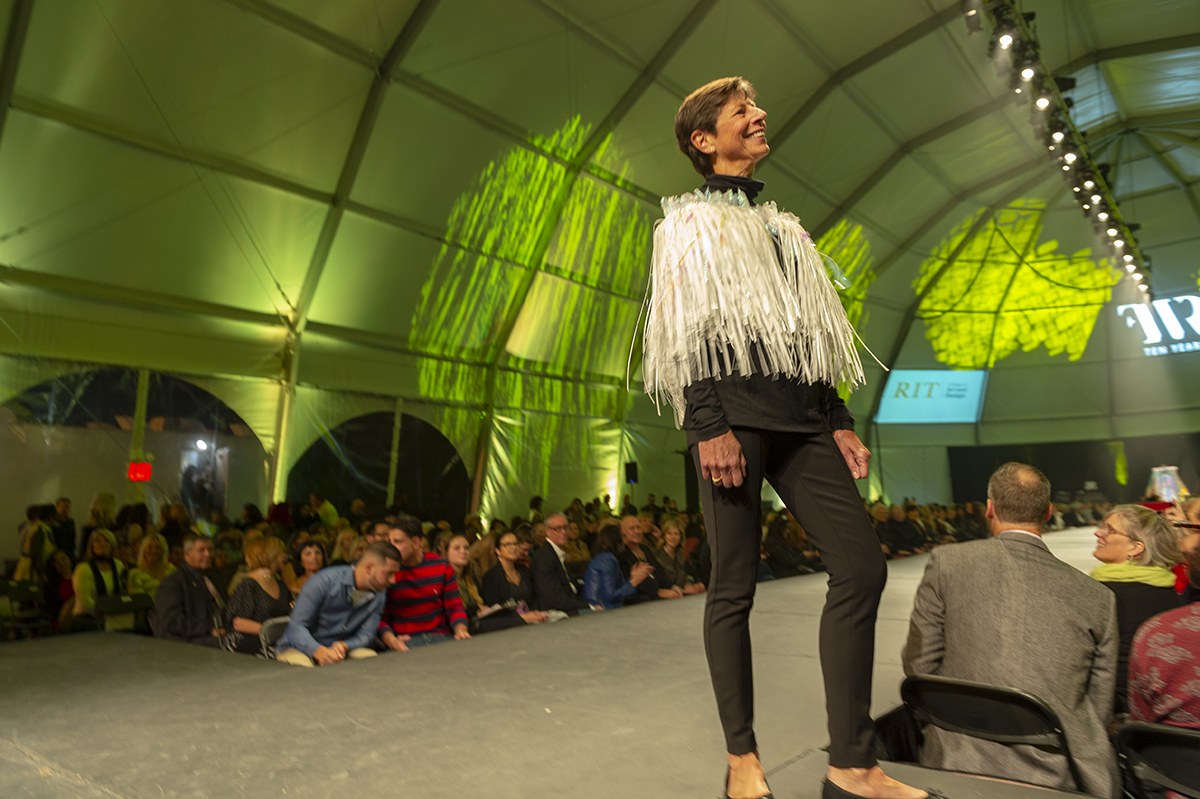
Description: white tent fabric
xmin=0 ymin=0 xmax=1197 ymax=525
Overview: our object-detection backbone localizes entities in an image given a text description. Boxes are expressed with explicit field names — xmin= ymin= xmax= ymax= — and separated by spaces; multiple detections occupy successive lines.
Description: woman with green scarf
xmin=1091 ymin=504 xmax=1183 ymax=714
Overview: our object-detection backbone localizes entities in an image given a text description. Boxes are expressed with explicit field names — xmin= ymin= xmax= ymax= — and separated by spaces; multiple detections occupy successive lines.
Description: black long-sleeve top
xmin=680 ymin=174 xmax=855 ymax=445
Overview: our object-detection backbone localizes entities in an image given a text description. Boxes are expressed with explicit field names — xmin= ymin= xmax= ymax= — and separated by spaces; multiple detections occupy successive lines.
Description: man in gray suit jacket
xmin=902 ymin=462 xmax=1119 ymax=799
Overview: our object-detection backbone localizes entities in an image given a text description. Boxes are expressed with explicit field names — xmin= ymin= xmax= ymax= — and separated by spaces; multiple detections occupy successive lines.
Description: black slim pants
xmin=693 ymin=428 xmax=886 ymax=767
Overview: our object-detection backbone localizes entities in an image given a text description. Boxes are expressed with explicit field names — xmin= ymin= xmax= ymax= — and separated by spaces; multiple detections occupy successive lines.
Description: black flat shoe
xmin=723 ymin=767 xmax=774 ymax=799
xmin=822 ymin=779 xmax=947 ymax=799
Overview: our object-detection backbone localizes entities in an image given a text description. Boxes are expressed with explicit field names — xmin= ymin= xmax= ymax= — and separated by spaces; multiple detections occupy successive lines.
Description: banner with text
xmin=875 ymin=370 xmax=988 ymax=424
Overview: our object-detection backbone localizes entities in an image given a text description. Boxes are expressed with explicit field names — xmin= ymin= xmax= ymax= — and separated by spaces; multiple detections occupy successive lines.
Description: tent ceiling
xmin=0 ymin=0 xmax=1196 ymax=397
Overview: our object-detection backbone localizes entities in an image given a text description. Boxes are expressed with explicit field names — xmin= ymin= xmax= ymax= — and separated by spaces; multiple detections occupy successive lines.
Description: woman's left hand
xmin=832 ymin=430 xmax=870 ymax=479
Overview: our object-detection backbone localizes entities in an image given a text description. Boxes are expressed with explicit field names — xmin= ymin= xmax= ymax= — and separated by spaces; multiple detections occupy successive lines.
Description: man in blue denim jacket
xmin=276 ymin=541 xmax=401 ymax=667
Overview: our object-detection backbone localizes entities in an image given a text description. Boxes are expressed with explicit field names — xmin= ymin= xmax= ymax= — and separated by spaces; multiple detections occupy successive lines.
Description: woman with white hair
xmin=1091 ymin=504 xmax=1184 ymax=713
xmin=127 ymin=533 xmax=175 ymax=601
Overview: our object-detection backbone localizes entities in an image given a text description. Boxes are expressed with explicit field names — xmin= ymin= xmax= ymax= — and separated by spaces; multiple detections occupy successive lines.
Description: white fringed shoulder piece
xmin=640 ymin=189 xmax=865 ymax=426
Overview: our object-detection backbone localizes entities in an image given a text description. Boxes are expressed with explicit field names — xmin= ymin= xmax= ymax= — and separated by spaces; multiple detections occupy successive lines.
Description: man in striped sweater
xmin=379 ymin=514 xmax=470 ymax=652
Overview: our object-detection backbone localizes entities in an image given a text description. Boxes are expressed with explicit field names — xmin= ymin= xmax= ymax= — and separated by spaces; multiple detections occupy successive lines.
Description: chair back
xmin=258 ymin=616 xmax=291 ymax=658
xmin=94 ymin=593 xmax=154 ymax=616
xmin=901 ymin=674 xmax=1086 ymax=792
xmin=1114 ymin=722 xmax=1200 ymax=799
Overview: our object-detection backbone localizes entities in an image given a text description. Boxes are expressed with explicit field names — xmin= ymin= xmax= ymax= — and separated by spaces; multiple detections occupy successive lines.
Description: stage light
xmin=1114 ymin=239 xmax=1124 ymax=248
xmin=196 ymin=439 xmax=208 ymax=451
xmin=1097 ymin=211 xmax=1109 ymax=220
xmin=1107 ymin=228 xmax=1118 ymax=237
xmin=1014 ymin=87 xmax=1022 ymax=94
xmin=999 ymin=33 xmax=1014 ymax=48
xmin=1035 ymin=96 xmax=1050 ymax=109
xmin=1124 ymin=254 xmax=1134 ymax=262
xmin=1021 ymin=67 xmax=1035 ymax=81
xmin=1051 ymin=131 xmax=1064 ymax=142
xmin=1132 ymin=272 xmax=1143 ymax=280
xmin=1083 ymin=180 xmax=1094 ymax=189
xmin=966 ymin=8 xmax=977 ymax=15
xmin=1092 ymin=195 xmax=1103 ymax=204
xmin=1082 ymin=204 xmax=1090 ymax=209
xmin=1138 ymin=284 xmax=1149 ymax=292
xmin=1062 ymin=165 xmax=1070 ymax=171
xmin=1126 ymin=264 xmax=1136 ymax=272
xmin=1048 ymin=145 xmax=1056 ymax=151
xmin=1072 ymin=186 xmax=1081 ymax=192
xmin=1063 ymin=152 xmax=1077 ymax=164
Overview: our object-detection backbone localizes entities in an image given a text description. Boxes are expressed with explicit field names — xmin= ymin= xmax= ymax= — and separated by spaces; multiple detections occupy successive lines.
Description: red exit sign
xmin=128 ymin=462 xmax=152 ymax=482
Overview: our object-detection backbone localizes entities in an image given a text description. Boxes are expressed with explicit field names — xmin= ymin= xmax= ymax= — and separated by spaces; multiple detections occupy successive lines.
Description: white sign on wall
xmin=1117 ymin=294 xmax=1200 ymax=357
xmin=875 ymin=370 xmax=988 ymax=424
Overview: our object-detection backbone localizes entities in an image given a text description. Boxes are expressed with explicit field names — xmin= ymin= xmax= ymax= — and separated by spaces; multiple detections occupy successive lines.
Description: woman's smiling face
xmin=699 ymin=93 xmax=769 ymax=175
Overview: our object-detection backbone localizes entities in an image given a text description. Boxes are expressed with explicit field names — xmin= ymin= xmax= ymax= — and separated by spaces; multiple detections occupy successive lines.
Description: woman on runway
xmin=641 ymin=77 xmax=929 ymax=799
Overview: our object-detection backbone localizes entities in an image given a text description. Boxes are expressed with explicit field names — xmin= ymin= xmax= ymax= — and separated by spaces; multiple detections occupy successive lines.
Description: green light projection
xmin=816 ymin=219 xmax=875 ymax=332
xmin=914 ymin=199 xmax=1119 ymax=369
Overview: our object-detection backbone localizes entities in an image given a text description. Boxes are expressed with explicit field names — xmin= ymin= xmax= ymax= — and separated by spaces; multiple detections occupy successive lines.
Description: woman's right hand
xmin=630 ymin=562 xmax=654 ymax=586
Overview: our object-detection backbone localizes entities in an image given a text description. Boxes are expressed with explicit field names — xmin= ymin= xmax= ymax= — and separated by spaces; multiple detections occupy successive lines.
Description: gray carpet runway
xmin=0 ymin=528 xmax=1100 ymax=799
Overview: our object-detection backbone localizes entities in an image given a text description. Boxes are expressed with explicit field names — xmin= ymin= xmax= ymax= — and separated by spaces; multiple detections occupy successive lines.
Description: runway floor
xmin=0 ymin=528 xmax=1101 ymax=799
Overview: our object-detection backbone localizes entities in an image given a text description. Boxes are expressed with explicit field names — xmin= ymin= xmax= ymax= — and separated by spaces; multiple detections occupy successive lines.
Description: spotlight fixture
xmin=1051 ymin=131 xmax=1064 ymax=142
xmin=1062 ymin=165 xmax=1070 ymax=171
xmin=1132 ymin=272 xmax=1143 ymax=279
xmin=1035 ymin=96 xmax=1050 ymax=109
xmin=1020 ymin=67 xmax=1035 ymax=81
xmin=1114 ymin=239 xmax=1124 ymax=248
xmin=1083 ymin=180 xmax=1095 ymax=189
xmin=196 ymin=439 xmax=208 ymax=451
xmin=1092 ymin=195 xmax=1103 ymax=204
xmin=1124 ymin=254 xmax=1134 ymax=262
xmin=1048 ymin=145 xmax=1056 ymax=151
xmin=1106 ymin=228 xmax=1118 ymax=237
xmin=1138 ymin=284 xmax=1149 ymax=292
xmin=1126 ymin=264 xmax=1136 ymax=272
xmin=999 ymin=33 xmax=1014 ymax=48
xmin=1097 ymin=211 xmax=1109 ymax=220
xmin=1082 ymin=204 xmax=1090 ymax=209
xmin=1072 ymin=186 xmax=1081 ymax=192
xmin=1063 ymin=152 xmax=1077 ymax=164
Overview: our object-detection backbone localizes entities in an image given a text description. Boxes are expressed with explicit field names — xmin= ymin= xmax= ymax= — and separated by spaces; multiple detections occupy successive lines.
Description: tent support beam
xmin=291 ymin=0 xmax=440 ymax=335
xmin=0 ymin=0 xmax=33 ymax=153
xmin=385 ymin=397 xmax=403 ymax=508
xmin=871 ymin=156 xmax=1048 ymax=278
xmin=1136 ymin=131 xmax=1200 ymax=228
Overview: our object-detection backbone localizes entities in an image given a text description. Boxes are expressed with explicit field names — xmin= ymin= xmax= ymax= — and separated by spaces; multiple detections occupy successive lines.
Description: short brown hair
xmin=675 ymin=77 xmax=756 ymax=176
xmin=987 ymin=462 xmax=1050 ymax=525
xmin=245 ymin=536 xmax=285 ymax=570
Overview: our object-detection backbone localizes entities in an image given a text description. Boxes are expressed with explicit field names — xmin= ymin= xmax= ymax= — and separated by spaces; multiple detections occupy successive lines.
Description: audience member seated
xmin=151 ymin=534 xmax=225 ymax=646
xmin=530 ymin=513 xmax=591 ymax=615
xmin=79 ymin=492 xmax=116 ymax=561
xmin=328 ymin=528 xmax=358 ymax=566
xmin=68 ymin=529 xmax=133 ymax=632
xmin=127 ymin=533 xmax=175 ymax=601
xmin=885 ymin=505 xmax=922 ymax=556
xmin=310 ymin=493 xmax=338 ymax=529
xmin=584 ymin=525 xmax=651 ymax=609
xmin=289 ymin=540 xmax=326 ymax=597
xmin=482 ymin=530 xmax=549 ymax=626
xmin=157 ymin=502 xmax=190 ymax=553
xmin=221 ymin=537 xmax=293 ymax=656
xmin=1164 ymin=497 xmax=1200 ymax=601
xmin=654 ymin=517 xmax=704 ymax=594
xmin=275 ymin=541 xmax=400 ymax=667
xmin=378 ymin=515 xmax=472 ymax=651
xmin=445 ymin=534 xmax=482 ymax=628
xmin=1090 ymin=504 xmax=1183 ymax=714
xmin=564 ymin=520 xmax=591 ymax=570
xmin=1128 ymin=545 xmax=1200 ymax=729
xmin=762 ymin=516 xmax=814 ymax=579
xmin=45 ymin=551 xmax=75 ymax=632
xmin=617 ymin=515 xmax=681 ymax=603
xmin=15 ymin=504 xmax=56 ymax=584
xmin=902 ymin=462 xmax=1119 ymax=799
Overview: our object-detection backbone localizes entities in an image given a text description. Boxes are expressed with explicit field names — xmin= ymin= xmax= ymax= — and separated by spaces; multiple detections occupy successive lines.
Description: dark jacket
xmin=481 ymin=562 xmax=536 ymax=609
xmin=530 ymin=543 xmax=588 ymax=615
xmin=151 ymin=566 xmax=224 ymax=642
xmin=762 ymin=533 xmax=813 ymax=578
xmin=616 ymin=546 xmax=665 ymax=604
xmin=583 ymin=552 xmax=637 ymax=609
xmin=1097 ymin=580 xmax=1184 ymax=713
xmin=681 ymin=174 xmax=855 ymax=445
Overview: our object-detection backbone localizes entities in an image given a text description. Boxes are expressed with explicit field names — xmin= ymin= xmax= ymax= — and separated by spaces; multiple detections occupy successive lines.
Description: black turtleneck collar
xmin=701 ymin=173 xmax=764 ymax=205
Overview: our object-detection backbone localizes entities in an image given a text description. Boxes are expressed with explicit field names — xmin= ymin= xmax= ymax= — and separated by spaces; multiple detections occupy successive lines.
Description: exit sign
xmin=128 ymin=462 xmax=152 ymax=482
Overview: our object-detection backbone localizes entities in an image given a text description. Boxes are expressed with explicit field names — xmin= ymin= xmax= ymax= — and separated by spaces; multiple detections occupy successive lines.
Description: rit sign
xmin=1118 ymin=295 xmax=1200 ymax=357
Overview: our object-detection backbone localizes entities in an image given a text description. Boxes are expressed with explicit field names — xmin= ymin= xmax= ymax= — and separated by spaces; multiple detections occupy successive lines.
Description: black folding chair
xmin=900 ymin=674 xmax=1088 ymax=793
xmin=94 ymin=593 xmax=155 ymax=632
xmin=1 ymin=579 xmax=52 ymax=638
xmin=258 ymin=616 xmax=291 ymax=659
xmin=1115 ymin=722 xmax=1200 ymax=799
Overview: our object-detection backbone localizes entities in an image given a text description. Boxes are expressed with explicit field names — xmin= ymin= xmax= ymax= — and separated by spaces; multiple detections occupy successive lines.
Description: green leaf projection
xmin=817 ymin=219 xmax=875 ymax=332
xmin=913 ymin=199 xmax=1119 ymax=369
xmin=409 ymin=117 xmax=655 ymax=518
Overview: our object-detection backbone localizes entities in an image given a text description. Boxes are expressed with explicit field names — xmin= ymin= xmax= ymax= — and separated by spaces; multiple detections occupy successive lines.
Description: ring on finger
xmin=712 ymin=475 xmax=722 ymax=484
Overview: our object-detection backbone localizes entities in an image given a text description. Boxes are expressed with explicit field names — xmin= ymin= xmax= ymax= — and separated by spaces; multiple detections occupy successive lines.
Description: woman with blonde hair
xmin=1091 ymin=504 xmax=1184 ymax=712
xmin=69 ymin=528 xmax=131 ymax=631
xmin=127 ymin=533 xmax=174 ymax=601
xmin=78 ymin=493 xmax=117 ymax=561
xmin=221 ymin=536 xmax=292 ymax=655
xmin=468 ymin=531 xmax=499 ymax=584
xmin=329 ymin=527 xmax=358 ymax=565
xmin=654 ymin=517 xmax=704 ymax=594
